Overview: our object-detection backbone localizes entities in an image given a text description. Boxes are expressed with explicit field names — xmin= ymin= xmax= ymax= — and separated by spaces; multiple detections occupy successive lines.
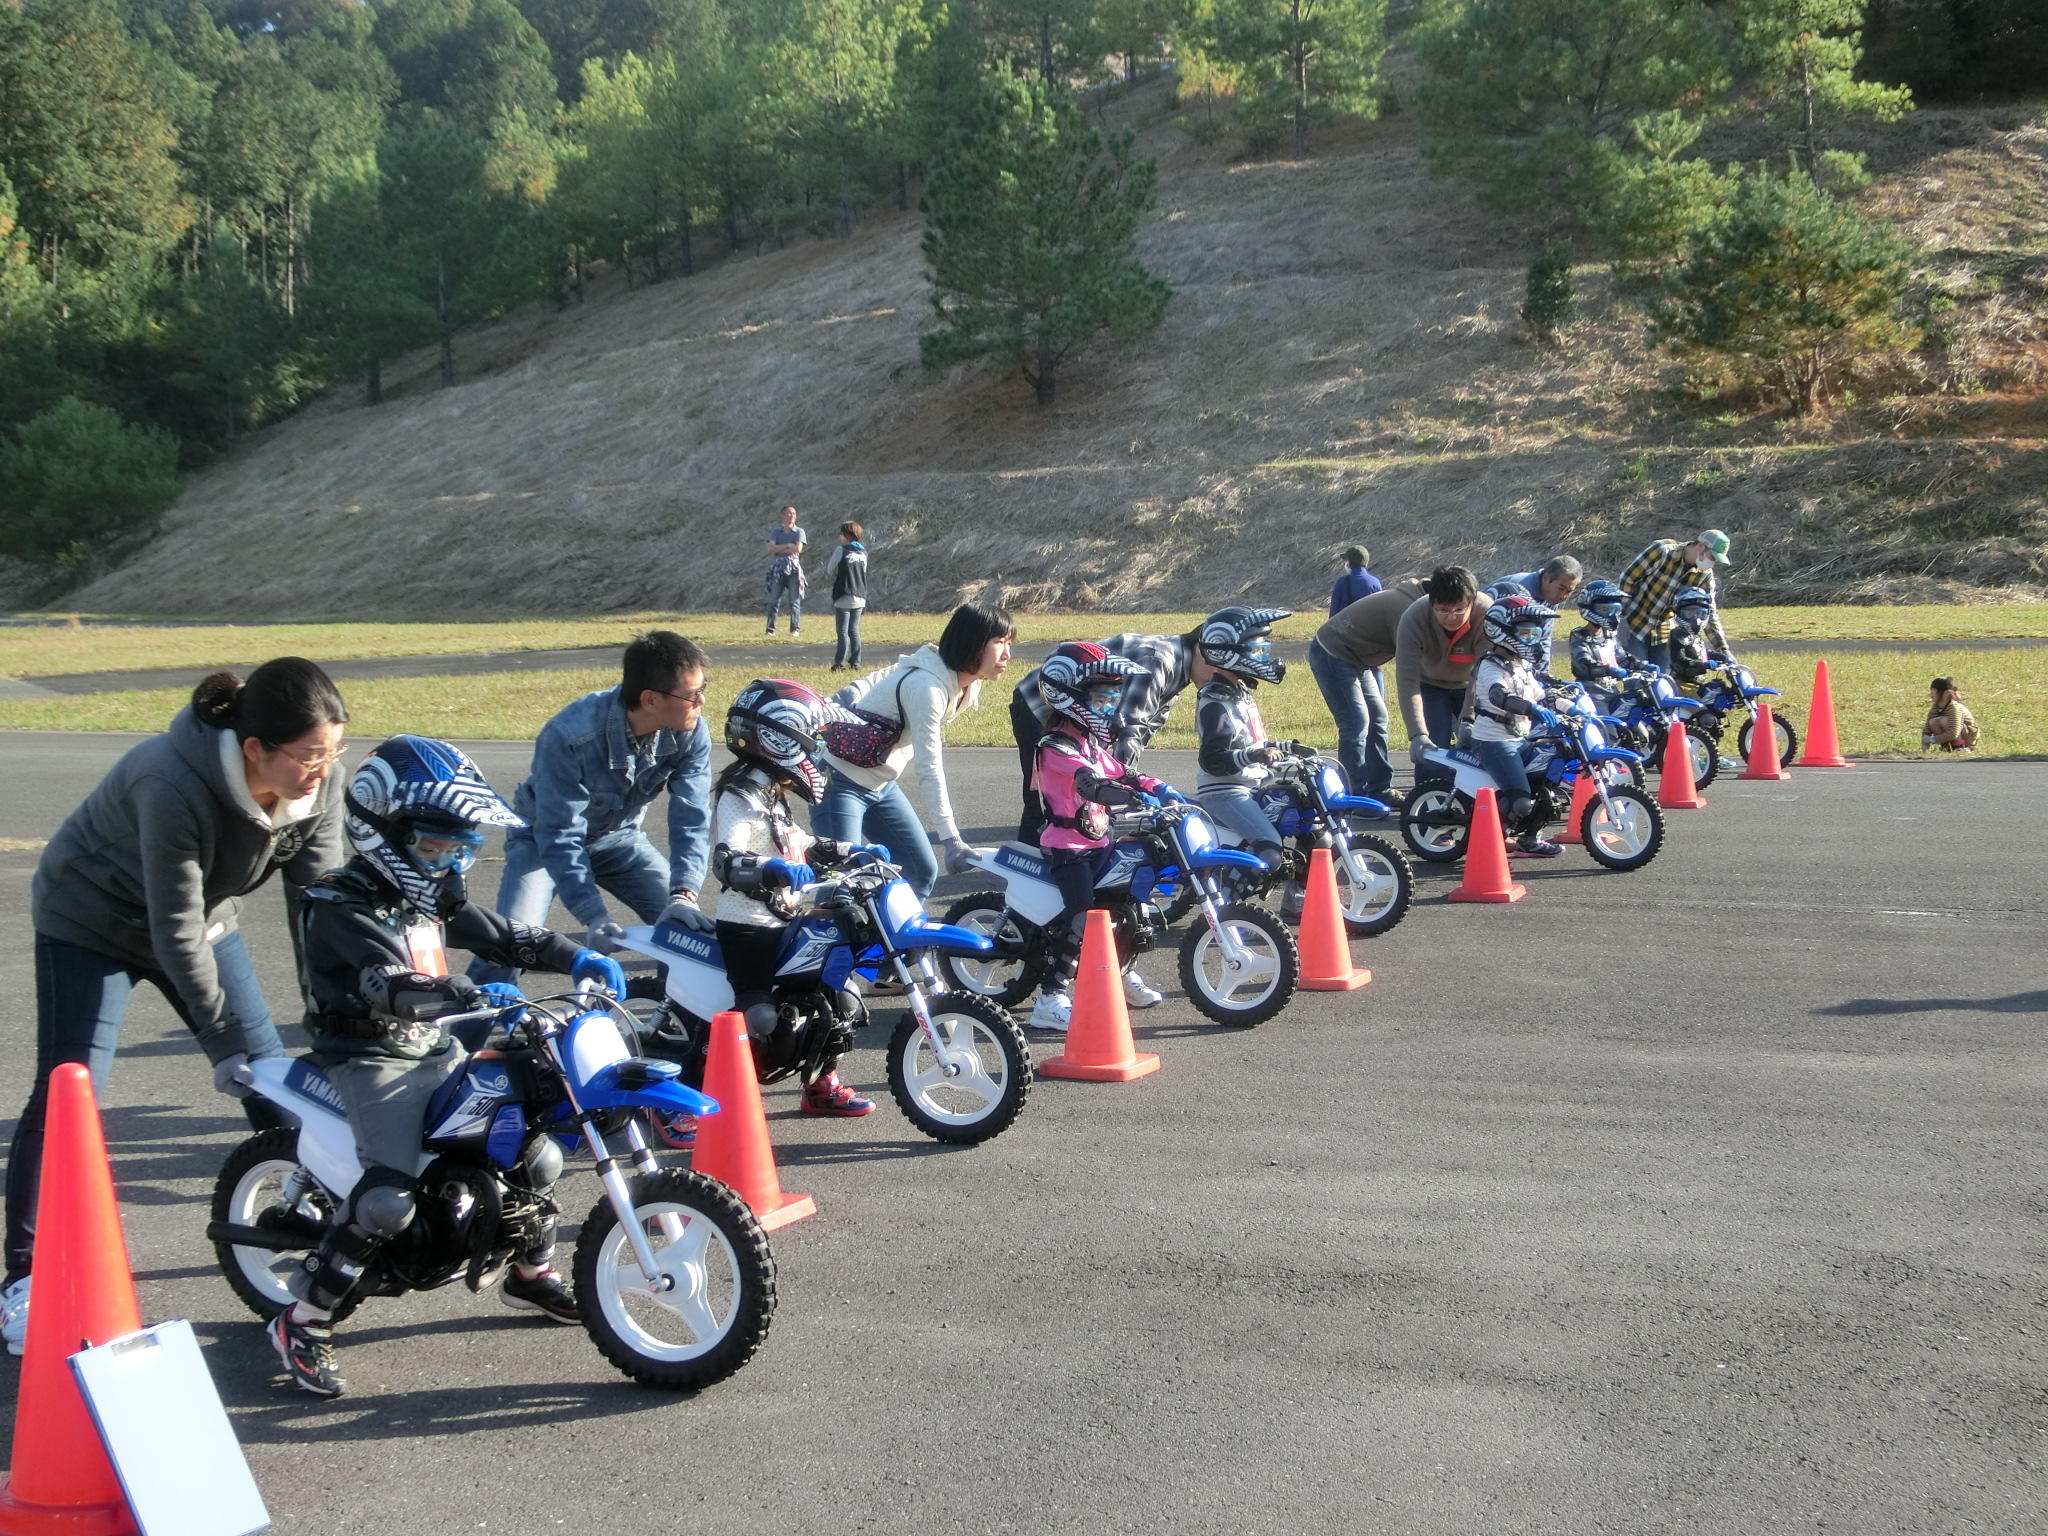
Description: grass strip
xmin=0 ymin=647 xmax=2037 ymax=759
xmin=6 ymin=604 xmax=2048 ymax=679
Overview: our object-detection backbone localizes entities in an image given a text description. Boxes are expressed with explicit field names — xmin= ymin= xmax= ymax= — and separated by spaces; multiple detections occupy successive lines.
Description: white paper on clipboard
xmin=69 ymin=1320 xmax=271 ymax=1536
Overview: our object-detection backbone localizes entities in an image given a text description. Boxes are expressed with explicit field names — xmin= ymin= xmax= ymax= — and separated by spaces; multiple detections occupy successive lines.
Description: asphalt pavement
xmin=0 ymin=735 xmax=2040 ymax=1536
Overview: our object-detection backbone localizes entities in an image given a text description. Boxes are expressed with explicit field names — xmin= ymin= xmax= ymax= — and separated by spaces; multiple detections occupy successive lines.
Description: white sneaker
xmin=1027 ymin=992 xmax=1072 ymax=1034
xmin=2 ymin=1276 xmax=29 ymax=1357
xmin=1122 ymin=970 xmax=1163 ymax=1009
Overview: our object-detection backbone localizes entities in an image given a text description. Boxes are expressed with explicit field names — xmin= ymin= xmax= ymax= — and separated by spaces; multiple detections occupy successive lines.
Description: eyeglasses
xmin=272 ymin=739 xmax=347 ymax=771
xmin=660 ymin=686 xmax=707 ymax=707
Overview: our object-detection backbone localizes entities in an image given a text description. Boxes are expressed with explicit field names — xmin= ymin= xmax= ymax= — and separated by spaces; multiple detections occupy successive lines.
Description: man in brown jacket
xmin=1395 ymin=566 xmax=1494 ymax=766
xmin=1309 ymin=576 xmax=1427 ymax=801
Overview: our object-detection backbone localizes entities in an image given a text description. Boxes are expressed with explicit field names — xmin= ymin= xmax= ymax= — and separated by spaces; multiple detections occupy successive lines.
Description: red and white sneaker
xmin=799 ymin=1071 xmax=876 ymax=1117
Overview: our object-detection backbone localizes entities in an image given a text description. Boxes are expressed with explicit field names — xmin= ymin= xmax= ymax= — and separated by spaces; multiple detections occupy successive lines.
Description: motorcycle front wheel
xmin=887 ymin=994 xmax=1032 ymax=1144
xmin=1401 ymin=784 xmax=1469 ymax=863
xmin=1738 ymin=711 xmax=1799 ymax=769
xmin=1333 ymin=834 xmax=1414 ymax=936
xmin=1580 ymin=785 xmax=1665 ymax=872
xmin=576 ymin=1168 xmax=776 ymax=1391
xmin=211 ymin=1128 xmax=359 ymax=1322
xmin=1177 ymin=902 xmax=1299 ymax=1027
xmin=935 ymin=892 xmax=1041 ymax=1007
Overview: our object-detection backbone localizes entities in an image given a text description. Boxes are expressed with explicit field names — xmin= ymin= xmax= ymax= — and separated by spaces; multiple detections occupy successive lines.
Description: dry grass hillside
xmin=63 ymin=69 xmax=2048 ymax=618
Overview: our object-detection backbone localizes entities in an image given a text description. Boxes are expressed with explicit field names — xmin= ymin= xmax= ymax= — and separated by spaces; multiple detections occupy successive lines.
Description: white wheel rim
xmin=1411 ymin=792 xmax=1462 ymax=855
xmin=1192 ymin=921 xmax=1282 ymax=1010
xmin=1589 ymin=798 xmax=1653 ymax=858
xmin=227 ymin=1157 xmax=321 ymax=1310
xmin=1689 ymin=736 xmax=1712 ymax=780
xmin=593 ymin=1201 xmax=743 ymax=1362
xmin=1337 ymin=846 xmax=1398 ymax=922
xmin=901 ymin=1013 xmax=1010 ymax=1127
xmin=948 ymin=908 xmax=1025 ymax=997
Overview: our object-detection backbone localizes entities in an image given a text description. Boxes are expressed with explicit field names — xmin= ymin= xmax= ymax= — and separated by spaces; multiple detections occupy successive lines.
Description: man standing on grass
xmin=1618 ymin=530 xmax=1732 ymax=671
xmin=765 ymin=504 xmax=806 ymax=637
xmin=470 ymin=631 xmax=713 ymax=985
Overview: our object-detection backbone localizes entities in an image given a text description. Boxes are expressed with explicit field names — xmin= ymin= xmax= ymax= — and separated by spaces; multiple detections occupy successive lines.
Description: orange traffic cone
xmin=1298 ymin=846 xmax=1370 ymax=991
xmin=0 ymin=1064 xmax=143 ymax=1536
xmin=1039 ymin=910 xmax=1161 ymax=1083
xmin=1737 ymin=701 xmax=1793 ymax=781
xmin=1794 ymin=660 xmax=1853 ymax=768
xmin=1557 ymin=770 xmax=1597 ymax=846
xmin=690 ymin=1010 xmax=816 ymax=1231
xmin=1657 ymin=721 xmax=1707 ymax=810
xmin=1448 ymin=787 xmax=1527 ymax=904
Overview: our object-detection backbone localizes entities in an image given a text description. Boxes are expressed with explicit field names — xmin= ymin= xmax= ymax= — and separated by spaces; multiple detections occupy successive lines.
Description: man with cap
xmin=1617 ymin=530 xmax=1732 ymax=672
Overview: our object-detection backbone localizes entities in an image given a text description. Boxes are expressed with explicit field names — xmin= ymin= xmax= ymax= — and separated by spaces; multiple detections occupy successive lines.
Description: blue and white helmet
xmin=1576 ymin=580 xmax=1627 ymax=631
xmin=1672 ymin=586 xmax=1714 ymax=622
xmin=345 ymin=735 xmax=523 ymax=907
xmin=1197 ymin=606 xmax=1291 ymax=685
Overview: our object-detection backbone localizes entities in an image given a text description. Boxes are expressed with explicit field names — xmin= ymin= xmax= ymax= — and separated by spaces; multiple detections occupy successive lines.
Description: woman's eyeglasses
xmin=272 ymin=739 xmax=348 ymax=771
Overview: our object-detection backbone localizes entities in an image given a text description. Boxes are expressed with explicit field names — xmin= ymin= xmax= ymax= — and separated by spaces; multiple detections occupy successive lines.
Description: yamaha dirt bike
xmin=210 ymin=983 xmax=775 ymax=1391
xmin=938 ymin=801 xmax=1301 ymax=1028
xmin=1402 ymin=688 xmax=1664 ymax=873
xmin=1609 ymin=666 xmax=1719 ymax=789
xmin=1190 ymin=744 xmax=1414 ymax=938
xmin=1686 ymin=658 xmax=1798 ymax=768
xmin=610 ymin=855 xmax=1032 ymax=1145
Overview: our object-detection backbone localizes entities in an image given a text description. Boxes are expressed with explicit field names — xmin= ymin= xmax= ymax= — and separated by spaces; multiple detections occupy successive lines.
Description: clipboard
xmin=69 ymin=1320 xmax=271 ymax=1536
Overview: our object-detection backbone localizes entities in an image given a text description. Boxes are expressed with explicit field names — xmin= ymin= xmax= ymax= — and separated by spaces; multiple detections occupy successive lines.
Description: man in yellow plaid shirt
xmin=1619 ymin=529 xmax=1732 ymax=671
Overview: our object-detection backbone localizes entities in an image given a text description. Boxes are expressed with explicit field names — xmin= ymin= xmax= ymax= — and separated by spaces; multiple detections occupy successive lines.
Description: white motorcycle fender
xmin=1422 ymin=746 xmax=1499 ymax=799
xmin=244 ymin=1057 xmax=381 ymax=1198
xmin=615 ymin=923 xmax=735 ymax=1019
xmin=968 ymin=843 xmax=1067 ymax=929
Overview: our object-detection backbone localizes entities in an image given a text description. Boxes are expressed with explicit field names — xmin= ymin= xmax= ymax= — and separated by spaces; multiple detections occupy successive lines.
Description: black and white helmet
xmin=1576 ymin=580 xmax=1627 ymax=631
xmin=345 ymin=736 xmax=523 ymax=908
xmin=1197 ymin=606 xmax=1291 ymax=685
xmin=1482 ymin=595 xmax=1557 ymax=663
xmin=1038 ymin=641 xmax=1145 ymax=745
xmin=726 ymin=678 xmax=856 ymax=803
xmin=1672 ymin=586 xmax=1714 ymax=622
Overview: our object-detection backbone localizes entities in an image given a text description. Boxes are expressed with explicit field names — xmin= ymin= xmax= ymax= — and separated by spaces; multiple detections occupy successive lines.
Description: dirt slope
xmin=66 ymin=77 xmax=2048 ymax=617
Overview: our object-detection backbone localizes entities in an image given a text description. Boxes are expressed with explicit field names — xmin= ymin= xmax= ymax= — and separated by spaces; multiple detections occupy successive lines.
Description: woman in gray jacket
xmin=2 ymin=658 xmax=349 ymax=1352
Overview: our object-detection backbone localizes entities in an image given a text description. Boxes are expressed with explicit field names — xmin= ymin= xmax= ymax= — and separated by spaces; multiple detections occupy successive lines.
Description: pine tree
xmin=1521 ymin=243 xmax=1575 ymax=341
xmin=919 ymin=69 xmax=1171 ymax=406
xmin=1737 ymin=0 xmax=1912 ymax=172
xmin=1651 ymin=167 xmax=1918 ymax=415
xmin=1189 ymin=0 xmax=1387 ymax=158
xmin=0 ymin=396 xmax=182 ymax=568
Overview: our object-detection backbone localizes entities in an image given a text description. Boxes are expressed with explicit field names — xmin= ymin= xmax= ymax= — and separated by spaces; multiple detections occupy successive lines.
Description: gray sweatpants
xmin=324 ymin=1044 xmax=469 ymax=1177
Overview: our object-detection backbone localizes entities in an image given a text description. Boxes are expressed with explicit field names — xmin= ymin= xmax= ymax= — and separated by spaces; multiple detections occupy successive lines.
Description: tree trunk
xmin=1799 ymin=50 xmax=1818 ymax=169
xmin=366 ymin=355 xmax=383 ymax=406
xmin=898 ymin=161 xmax=910 ymax=213
xmin=1294 ymin=40 xmax=1311 ymax=158
xmin=436 ymin=256 xmax=455 ymax=389
xmin=282 ymin=190 xmax=296 ymax=316
xmin=623 ymin=238 xmax=636 ymax=290
xmin=1033 ymin=333 xmax=1055 ymax=406
xmin=679 ymin=210 xmax=693 ymax=277
xmin=1040 ymin=11 xmax=1053 ymax=82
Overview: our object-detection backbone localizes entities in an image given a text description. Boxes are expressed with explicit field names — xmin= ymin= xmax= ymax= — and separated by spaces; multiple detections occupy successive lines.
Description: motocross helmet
xmin=1576 ymin=580 xmax=1627 ymax=632
xmin=1672 ymin=586 xmax=1714 ymax=623
xmin=1196 ymin=606 xmax=1291 ymax=685
xmin=345 ymin=735 xmax=523 ymax=908
xmin=1481 ymin=594 xmax=1558 ymax=663
xmin=1038 ymin=641 xmax=1145 ymax=745
xmin=725 ymin=678 xmax=856 ymax=803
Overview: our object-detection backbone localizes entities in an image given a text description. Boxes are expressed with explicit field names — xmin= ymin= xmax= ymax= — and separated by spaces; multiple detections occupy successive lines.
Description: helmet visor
xmin=408 ymin=825 xmax=484 ymax=875
xmin=1084 ymin=682 xmax=1127 ymax=712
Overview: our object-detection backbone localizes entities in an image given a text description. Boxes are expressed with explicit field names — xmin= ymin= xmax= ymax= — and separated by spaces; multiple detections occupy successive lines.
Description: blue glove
xmin=1135 ymin=791 xmax=1162 ymax=809
xmin=477 ymin=982 xmax=526 ymax=1012
xmin=763 ymin=857 xmax=815 ymax=890
xmin=850 ymin=842 xmax=891 ymax=862
xmin=1533 ymin=708 xmax=1560 ymax=730
xmin=1155 ymin=785 xmax=1188 ymax=805
xmin=571 ymin=950 xmax=628 ymax=997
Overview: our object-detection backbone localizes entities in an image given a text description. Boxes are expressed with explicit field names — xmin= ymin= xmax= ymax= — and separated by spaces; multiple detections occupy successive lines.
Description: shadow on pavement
xmin=1813 ymin=990 xmax=2048 ymax=1017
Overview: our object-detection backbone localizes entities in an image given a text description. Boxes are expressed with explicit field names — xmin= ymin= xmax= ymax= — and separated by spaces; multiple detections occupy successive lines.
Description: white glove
xmin=583 ymin=920 xmax=626 ymax=952
xmin=942 ymin=839 xmax=988 ymax=875
xmin=660 ymin=893 xmax=714 ymax=932
xmin=211 ymin=1052 xmax=254 ymax=1100
xmin=1408 ymin=737 xmax=1438 ymax=766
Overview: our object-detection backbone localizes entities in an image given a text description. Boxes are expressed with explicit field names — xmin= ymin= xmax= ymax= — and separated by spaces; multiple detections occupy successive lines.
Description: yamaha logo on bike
xmin=997 ymin=846 xmax=1047 ymax=878
xmin=283 ymin=1059 xmax=347 ymax=1116
xmin=654 ymin=926 xmax=717 ymax=961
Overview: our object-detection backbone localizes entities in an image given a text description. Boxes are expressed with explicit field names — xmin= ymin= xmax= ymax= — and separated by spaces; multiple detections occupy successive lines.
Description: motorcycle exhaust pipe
xmin=206 ymin=1216 xmax=325 ymax=1251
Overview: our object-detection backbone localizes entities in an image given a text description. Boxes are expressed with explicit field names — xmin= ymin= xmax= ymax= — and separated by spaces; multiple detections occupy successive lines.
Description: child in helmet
xmin=1568 ymin=580 xmax=1633 ymax=716
xmin=1030 ymin=642 xmax=1178 ymax=1032
xmin=710 ymin=679 xmax=883 ymax=1116
xmin=1193 ymin=607 xmax=1294 ymax=885
xmin=273 ymin=736 xmax=629 ymax=1399
xmin=1471 ymin=596 xmax=1565 ymax=858
xmin=1667 ymin=587 xmax=1730 ymax=687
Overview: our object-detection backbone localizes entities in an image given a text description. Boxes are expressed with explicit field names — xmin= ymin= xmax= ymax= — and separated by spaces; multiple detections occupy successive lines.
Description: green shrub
xmin=1522 ymin=244 xmax=1577 ymax=341
xmin=0 ymin=397 xmax=180 ymax=567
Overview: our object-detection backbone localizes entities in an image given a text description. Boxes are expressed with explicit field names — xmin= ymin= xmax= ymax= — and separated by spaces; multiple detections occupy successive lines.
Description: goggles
xmin=407 ymin=825 xmax=485 ymax=876
xmin=1084 ymin=684 xmax=1127 ymax=710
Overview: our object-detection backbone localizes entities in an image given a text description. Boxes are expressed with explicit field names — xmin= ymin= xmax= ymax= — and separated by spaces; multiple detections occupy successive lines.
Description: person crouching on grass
xmin=1924 ymin=677 xmax=1978 ymax=753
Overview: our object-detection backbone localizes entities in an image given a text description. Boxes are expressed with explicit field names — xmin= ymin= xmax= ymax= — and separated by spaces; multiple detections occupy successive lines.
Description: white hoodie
xmin=826 ymin=644 xmax=977 ymax=846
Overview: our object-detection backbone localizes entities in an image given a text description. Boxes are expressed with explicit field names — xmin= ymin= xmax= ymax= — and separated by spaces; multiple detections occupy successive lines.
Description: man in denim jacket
xmin=471 ymin=632 xmax=713 ymax=984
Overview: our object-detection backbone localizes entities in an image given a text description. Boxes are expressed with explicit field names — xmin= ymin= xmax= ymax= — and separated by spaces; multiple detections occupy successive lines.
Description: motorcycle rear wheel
xmin=1401 ymin=784 xmax=1469 ymax=863
xmin=1333 ymin=834 xmax=1414 ymax=936
xmin=212 ymin=1128 xmax=360 ymax=1323
xmin=935 ymin=892 xmax=1040 ymax=1007
xmin=887 ymin=994 xmax=1032 ymax=1144
xmin=1683 ymin=723 xmax=1720 ymax=789
xmin=1178 ymin=902 xmax=1298 ymax=1027
xmin=575 ymin=1168 xmax=775 ymax=1391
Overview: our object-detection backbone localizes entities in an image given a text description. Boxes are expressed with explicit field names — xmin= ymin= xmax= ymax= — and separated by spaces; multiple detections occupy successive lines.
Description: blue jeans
xmin=811 ymin=770 xmax=939 ymax=898
xmin=833 ymin=607 xmax=863 ymax=667
xmin=1416 ymin=682 xmax=1470 ymax=762
xmin=1307 ymin=637 xmax=1391 ymax=796
xmin=766 ymin=570 xmax=802 ymax=633
xmin=6 ymin=929 xmax=284 ymax=1284
xmin=469 ymin=829 xmax=671 ymax=984
xmin=1623 ymin=625 xmax=1671 ymax=674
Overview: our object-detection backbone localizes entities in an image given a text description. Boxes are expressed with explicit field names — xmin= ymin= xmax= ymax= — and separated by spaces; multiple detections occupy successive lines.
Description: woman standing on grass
xmin=2 ymin=658 xmax=350 ymax=1355
xmin=810 ymin=601 xmax=1016 ymax=899
xmin=825 ymin=521 xmax=869 ymax=671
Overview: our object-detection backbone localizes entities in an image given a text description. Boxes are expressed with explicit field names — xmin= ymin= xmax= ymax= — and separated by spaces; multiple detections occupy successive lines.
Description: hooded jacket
xmin=826 ymin=644 xmax=978 ymax=846
xmin=32 ymin=705 xmax=345 ymax=1061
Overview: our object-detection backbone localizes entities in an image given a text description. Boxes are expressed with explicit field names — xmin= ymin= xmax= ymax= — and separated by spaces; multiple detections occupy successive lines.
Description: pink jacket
xmin=1034 ymin=723 xmax=1165 ymax=852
